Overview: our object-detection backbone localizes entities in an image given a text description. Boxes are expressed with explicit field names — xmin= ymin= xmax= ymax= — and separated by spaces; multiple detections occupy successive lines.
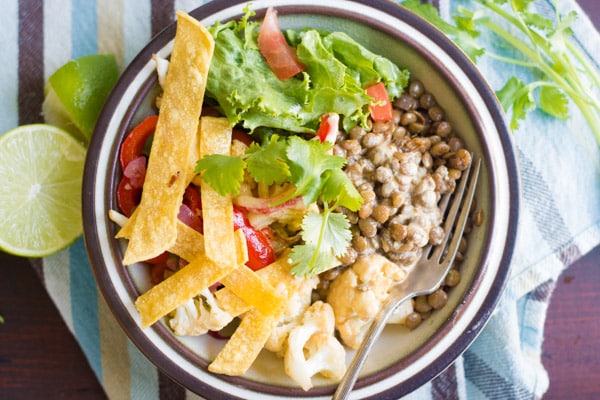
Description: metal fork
xmin=332 ymin=156 xmax=482 ymax=400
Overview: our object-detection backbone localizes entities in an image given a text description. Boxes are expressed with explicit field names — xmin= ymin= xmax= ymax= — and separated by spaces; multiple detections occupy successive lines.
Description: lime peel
xmin=47 ymin=54 xmax=119 ymax=142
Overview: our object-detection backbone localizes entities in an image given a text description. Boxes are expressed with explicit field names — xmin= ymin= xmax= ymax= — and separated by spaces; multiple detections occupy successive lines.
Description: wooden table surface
xmin=1 ymin=1 xmax=599 ymax=399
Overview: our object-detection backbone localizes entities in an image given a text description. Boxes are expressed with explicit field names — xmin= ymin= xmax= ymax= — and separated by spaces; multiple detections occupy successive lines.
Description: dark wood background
xmin=1 ymin=1 xmax=599 ymax=398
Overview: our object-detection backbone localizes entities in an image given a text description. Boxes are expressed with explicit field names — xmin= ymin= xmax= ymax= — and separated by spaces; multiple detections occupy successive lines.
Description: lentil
xmin=404 ymin=312 xmax=423 ymax=330
xmin=427 ymin=289 xmax=448 ymax=310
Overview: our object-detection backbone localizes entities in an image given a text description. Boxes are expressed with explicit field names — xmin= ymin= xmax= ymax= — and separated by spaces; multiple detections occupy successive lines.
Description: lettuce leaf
xmin=206 ymin=10 xmax=409 ymax=135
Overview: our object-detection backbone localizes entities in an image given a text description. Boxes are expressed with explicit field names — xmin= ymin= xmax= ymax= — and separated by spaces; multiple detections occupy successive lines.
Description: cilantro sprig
xmin=194 ymin=135 xmax=363 ymax=278
xmin=402 ymin=0 xmax=600 ymax=145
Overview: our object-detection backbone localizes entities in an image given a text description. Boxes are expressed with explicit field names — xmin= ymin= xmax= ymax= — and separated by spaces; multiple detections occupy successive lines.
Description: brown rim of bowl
xmin=83 ymin=0 xmax=520 ymax=399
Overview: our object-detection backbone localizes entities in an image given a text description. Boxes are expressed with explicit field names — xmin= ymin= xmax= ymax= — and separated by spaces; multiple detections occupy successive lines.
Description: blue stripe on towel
xmin=72 ymin=0 xmax=97 ymax=56
xmin=70 ymin=237 xmax=102 ymax=380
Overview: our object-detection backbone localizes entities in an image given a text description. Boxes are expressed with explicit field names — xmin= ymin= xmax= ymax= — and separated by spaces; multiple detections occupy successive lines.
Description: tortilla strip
xmin=135 ymin=253 xmax=235 ymax=328
xmin=170 ymin=221 xmax=284 ymax=316
xmin=120 ymin=12 xmax=214 ymax=265
xmin=215 ymin=252 xmax=301 ymax=316
xmin=208 ymin=308 xmax=283 ymax=376
xmin=113 ymin=209 xmax=283 ymax=321
xmin=209 ymin=254 xmax=312 ymax=375
xmin=220 ymin=264 xmax=286 ymax=317
xmin=199 ymin=116 xmax=238 ymax=268
xmin=169 ymin=221 xmax=206 ymax=262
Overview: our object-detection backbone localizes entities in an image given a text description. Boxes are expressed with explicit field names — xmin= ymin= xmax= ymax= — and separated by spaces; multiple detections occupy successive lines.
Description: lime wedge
xmin=45 ymin=54 xmax=119 ymax=142
xmin=0 ymin=124 xmax=86 ymax=257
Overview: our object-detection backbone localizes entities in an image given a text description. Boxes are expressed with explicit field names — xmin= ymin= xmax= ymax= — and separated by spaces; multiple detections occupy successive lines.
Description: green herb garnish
xmin=402 ymin=0 xmax=600 ymax=144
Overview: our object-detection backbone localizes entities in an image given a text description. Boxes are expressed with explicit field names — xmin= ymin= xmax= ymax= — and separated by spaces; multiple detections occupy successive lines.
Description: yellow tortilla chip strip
xmin=220 ymin=264 xmax=286 ymax=317
xmin=209 ymin=254 xmax=309 ymax=375
xmin=214 ymin=287 xmax=249 ymax=317
xmin=170 ymin=223 xmax=283 ymax=317
xmin=114 ymin=207 xmax=136 ymax=239
xmin=135 ymin=253 xmax=234 ymax=328
xmin=169 ymin=221 xmax=206 ymax=262
xmin=208 ymin=308 xmax=283 ymax=376
xmin=120 ymin=12 xmax=214 ymax=265
xmin=199 ymin=116 xmax=237 ymax=268
xmin=215 ymin=253 xmax=300 ymax=315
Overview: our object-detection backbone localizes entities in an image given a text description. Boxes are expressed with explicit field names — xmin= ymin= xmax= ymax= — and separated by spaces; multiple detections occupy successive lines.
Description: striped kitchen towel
xmin=2 ymin=0 xmax=599 ymax=399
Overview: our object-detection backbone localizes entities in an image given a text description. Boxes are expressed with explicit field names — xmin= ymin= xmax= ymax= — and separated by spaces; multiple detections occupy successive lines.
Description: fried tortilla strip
xmin=169 ymin=221 xmax=206 ymax=262
xmin=220 ymin=264 xmax=286 ymax=317
xmin=209 ymin=254 xmax=309 ymax=375
xmin=199 ymin=116 xmax=237 ymax=269
xmin=170 ymin=221 xmax=284 ymax=316
xmin=208 ymin=307 xmax=283 ymax=376
xmin=215 ymin=253 xmax=299 ymax=316
xmin=120 ymin=12 xmax=214 ymax=265
xmin=135 ymin=253 xmax=236 ymax=328
xmin=134 ymin=227 xmax=247 ymax=328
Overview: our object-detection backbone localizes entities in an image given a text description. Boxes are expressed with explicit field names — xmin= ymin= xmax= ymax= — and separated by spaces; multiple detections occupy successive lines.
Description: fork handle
xmin=332 ymin=292 xmax=412 ymax=400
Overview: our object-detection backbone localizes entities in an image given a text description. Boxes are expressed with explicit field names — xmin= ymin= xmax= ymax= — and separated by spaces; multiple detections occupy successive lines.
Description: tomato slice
xmin=258 ymin=7 xmax=305 ymax=80
xmin=366 ymin=82 xmax=393 ymax=122
xmin=119 ymin=115 xmax=158 ymax=170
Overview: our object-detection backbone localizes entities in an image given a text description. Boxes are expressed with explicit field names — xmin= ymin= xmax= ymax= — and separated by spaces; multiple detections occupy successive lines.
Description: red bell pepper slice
xmin=233 ymin=206 xmax=276 ymax=271
xmin=366 ymin=82 xmax=393 ymax=122
xmin=119 ymin=115 xmax=158 ymax=170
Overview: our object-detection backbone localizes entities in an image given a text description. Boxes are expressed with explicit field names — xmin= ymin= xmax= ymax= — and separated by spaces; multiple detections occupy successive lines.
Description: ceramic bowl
xmin=83 ymin=0 xmax=520 ymax=398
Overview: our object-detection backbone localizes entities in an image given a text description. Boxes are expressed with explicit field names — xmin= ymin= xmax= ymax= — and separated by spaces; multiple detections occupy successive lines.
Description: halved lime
xmin=0 ymin=124 xmax=86 ymax=257
xmin=44 ymin=54 xmax=119 ymax=142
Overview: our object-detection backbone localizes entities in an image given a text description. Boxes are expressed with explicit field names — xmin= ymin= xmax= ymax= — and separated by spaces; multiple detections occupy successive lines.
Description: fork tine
xmin=431 ymin=156 xmax=481 ymax=263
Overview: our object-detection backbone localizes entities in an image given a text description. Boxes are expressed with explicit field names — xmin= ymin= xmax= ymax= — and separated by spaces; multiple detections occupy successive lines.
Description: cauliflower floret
xmin=284 ymin=301 xmax=346 ymax=391
xmin=264 ymin=275 xmax=318 ymax=355
xmin=327 ymin=254 xmax=409 ymax=349
xmin=169 ymin=288 xmax=234 ymax=336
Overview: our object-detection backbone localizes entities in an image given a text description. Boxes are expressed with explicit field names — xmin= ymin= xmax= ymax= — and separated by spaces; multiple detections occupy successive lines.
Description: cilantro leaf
xmin=285 ymin=136 xmax=346 ymax=204
xmin=290 ymin=243 xmax=336 ymax=277
xmin=402 ymin=0 xmax=485 ymax=61
xmin=300 ymin=211 xmax=351 ymax=255
xmin=195 ymin=134 xmax=363 ymax=278
xmin=539 ymin=85 xmax=569 ymax=120
xmin=321 ymin=168 xmax=363 ymax=211
xmin=290 ymin=210 xmax=352 ymax=277
xmin=402 ymin=0 xmax=600 ymax=143
xmin=496 ymin=76 xmax=535 ymax=130
xmin=245 ymin=136 xmax=290 ymax=185
xmin=194 ymin=154 xmax=245 ymax=196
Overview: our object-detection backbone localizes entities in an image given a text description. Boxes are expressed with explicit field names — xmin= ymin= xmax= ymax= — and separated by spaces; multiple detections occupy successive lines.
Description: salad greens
xmin=401 ymin=0 xmax=600 ymax=145
xmin=206 ymin=8 xmax=409 ymax=133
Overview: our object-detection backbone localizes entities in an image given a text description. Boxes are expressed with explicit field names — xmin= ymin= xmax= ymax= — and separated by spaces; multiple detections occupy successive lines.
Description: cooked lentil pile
xmin=317 ymin=79 xmax=475 ymax=329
